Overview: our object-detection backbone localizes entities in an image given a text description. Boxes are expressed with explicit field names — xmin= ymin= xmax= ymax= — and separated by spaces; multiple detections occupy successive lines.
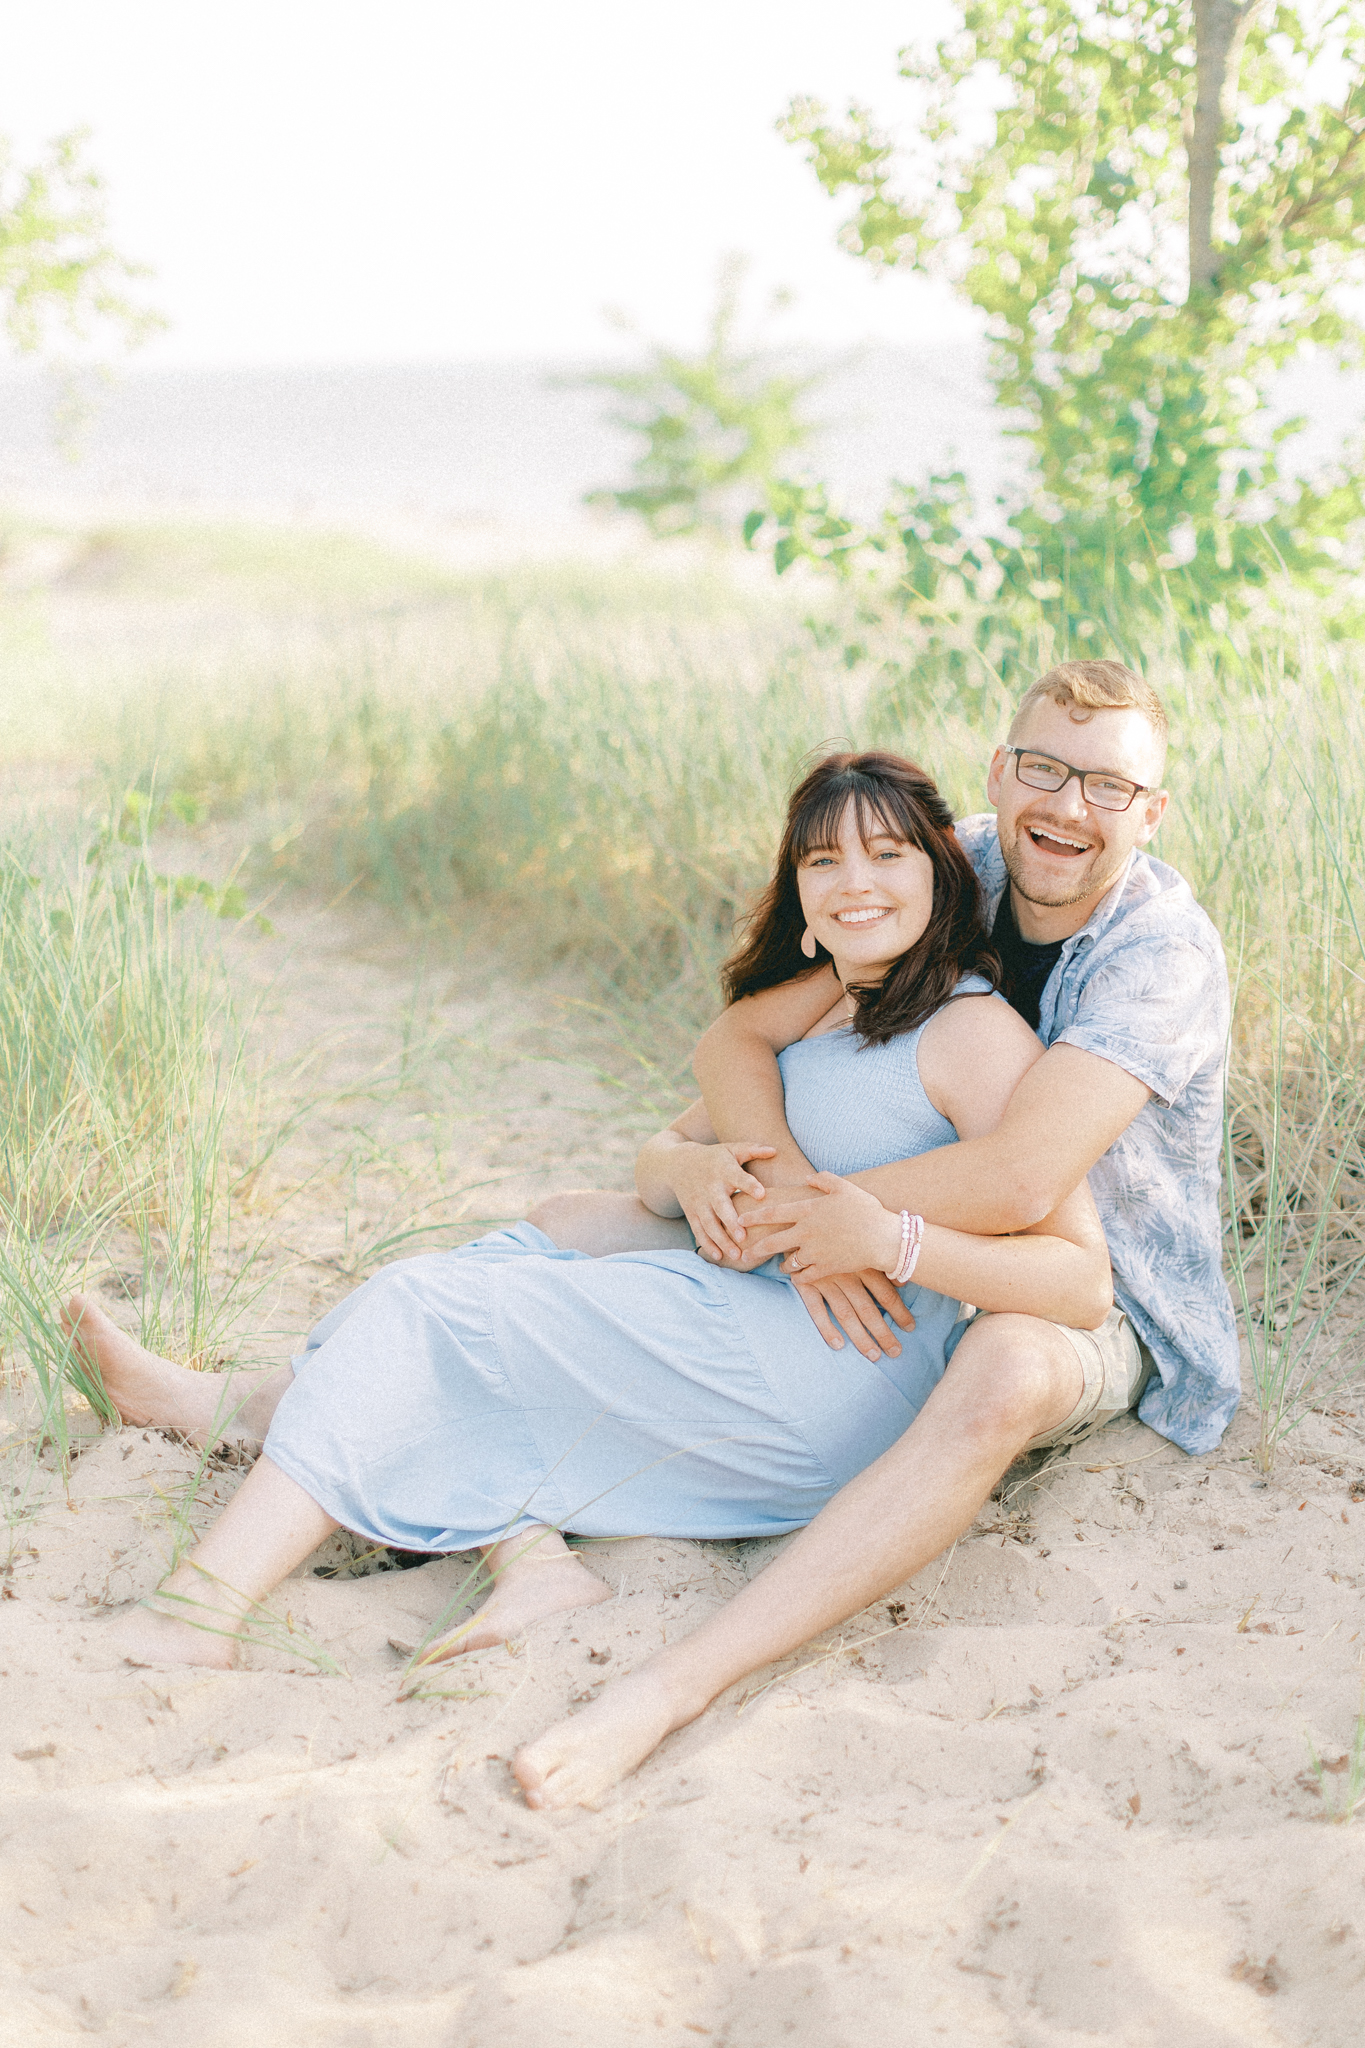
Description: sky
xmin=2 ymin=0 xmax=974 ymax=368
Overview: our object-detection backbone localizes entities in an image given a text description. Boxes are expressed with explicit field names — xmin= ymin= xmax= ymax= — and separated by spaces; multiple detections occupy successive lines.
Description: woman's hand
xmin=752 ymin=1172 xmax=905 ymax=1287
xmin=662 ymin=1141 xmax=778 ymax=1263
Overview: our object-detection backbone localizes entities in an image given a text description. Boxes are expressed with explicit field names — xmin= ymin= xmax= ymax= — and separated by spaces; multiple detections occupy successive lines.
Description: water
xmin=0 ymin=347 xmax=1356 ymax=537
xmin=0 ymin=349 xmax=1006 ymax=531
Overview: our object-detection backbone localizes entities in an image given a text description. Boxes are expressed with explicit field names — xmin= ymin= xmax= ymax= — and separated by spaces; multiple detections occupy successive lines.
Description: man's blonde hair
xmin=1008 ymin=659 xmax=1169 ymax=746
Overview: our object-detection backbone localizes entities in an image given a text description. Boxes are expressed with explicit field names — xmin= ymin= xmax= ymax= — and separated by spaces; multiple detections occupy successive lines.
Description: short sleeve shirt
xmin=956 ymin=815 xmax=1239 ymax=1455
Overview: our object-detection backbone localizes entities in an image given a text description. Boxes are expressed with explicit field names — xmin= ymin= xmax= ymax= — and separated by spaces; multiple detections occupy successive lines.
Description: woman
xmin=70 ymin=753 xmax=1109 ymax=1783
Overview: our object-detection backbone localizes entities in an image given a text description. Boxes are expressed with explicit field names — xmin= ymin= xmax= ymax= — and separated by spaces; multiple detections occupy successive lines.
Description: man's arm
xmin=738 ymin=997 xmax=1113 ymax=1325
xmin=738 ymin=1041 xmax=1151 ymax=1268
xmin=851 ymin=1042 xmax=1150 ymax=1227
xmin=698 ymin=977 xmax=1151 ymax=1245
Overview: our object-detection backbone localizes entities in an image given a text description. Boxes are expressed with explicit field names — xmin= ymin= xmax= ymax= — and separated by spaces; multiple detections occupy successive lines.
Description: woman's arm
xmin=691 ymin=972 xmax=838 ymax=1186
xmin=635 ymin=1100 xmax=716 ymax=1217
xmin=919 ymin=1190 xmax=1109 ymax=1327
xmin=634 ymin=1101 xmax=778 ymax=1263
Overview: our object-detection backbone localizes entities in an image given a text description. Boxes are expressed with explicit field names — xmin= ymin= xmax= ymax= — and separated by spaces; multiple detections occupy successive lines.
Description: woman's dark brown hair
xmin=721 ymin=750 xmax=999 ymax=1046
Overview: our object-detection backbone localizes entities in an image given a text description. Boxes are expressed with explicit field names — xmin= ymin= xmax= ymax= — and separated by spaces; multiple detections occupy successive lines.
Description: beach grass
xmin=0 ymin=789 xmax=282 ymax=1490
xmin=1305 ymin=1709 xmax=1365 ymax=1823
xmin=3 ymin=517 xmax=1363 ymax=1470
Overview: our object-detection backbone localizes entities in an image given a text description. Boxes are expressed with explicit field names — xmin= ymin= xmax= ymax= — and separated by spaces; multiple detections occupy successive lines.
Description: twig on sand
xmin=1082 ymin=1446 xmax=1177 ymax=1474
xmin=1236 ymin=1594 xmax=1262 ymax=1633
xmin=951 ymin=1788 xmax=1043 ymax=1902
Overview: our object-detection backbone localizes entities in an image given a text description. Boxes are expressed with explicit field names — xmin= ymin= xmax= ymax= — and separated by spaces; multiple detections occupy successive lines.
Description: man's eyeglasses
xmin=1002 ymin=746 xmax=1155 ymax=815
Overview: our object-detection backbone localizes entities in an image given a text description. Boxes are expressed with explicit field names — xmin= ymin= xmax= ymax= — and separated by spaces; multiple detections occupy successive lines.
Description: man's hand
xmin=662 ymin=1140 xmax=778 ymax=1263
xmin=791 ymin=1269 xmax=915 ymax=1361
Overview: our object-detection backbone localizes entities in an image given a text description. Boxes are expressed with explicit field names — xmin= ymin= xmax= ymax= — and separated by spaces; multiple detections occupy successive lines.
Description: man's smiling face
xmin=986 ymin=695 xmax=1169 ymax=939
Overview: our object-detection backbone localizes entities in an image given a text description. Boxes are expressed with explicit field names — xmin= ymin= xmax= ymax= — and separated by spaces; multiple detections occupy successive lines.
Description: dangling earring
xmin=800 ymin=927 xmax=817 ymax=959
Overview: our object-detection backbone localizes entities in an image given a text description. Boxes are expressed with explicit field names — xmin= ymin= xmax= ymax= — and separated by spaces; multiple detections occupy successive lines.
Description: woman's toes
xmin=62 ymin=1294 xmax=145 ymax=1415
xmin=62 ymin=1293 xmax=102 ymax=1365
xmin=65 ymin=1291 xmax=122 ymax=1354
xmin=63 ymin=1290 xmax=97 ymax=1330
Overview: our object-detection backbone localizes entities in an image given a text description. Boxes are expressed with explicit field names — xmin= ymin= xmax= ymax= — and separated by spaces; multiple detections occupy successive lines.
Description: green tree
xmin=583 ymin=256 xmax=819 ymax=539
xmin=764 ymin=2 xmax=1365 ymax=632
xmin=0 ymin=127 xmax=161 ymax=357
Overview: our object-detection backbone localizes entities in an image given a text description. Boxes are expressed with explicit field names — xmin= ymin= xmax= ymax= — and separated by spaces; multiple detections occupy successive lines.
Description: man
xmin=510 ymin=658 xmax=1240 ymax=1809
xmin=532 ymin=657 xmax=1237 ymax=1464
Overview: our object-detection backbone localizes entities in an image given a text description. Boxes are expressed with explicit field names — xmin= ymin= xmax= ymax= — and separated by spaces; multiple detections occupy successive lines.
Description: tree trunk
xmin=1188 ymin=0 xmax=1261 ymax=295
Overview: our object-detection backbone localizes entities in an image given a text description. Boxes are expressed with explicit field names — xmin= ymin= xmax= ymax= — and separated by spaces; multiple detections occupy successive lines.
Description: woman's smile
xmin=834 ymin=905 xmax=893 ymax=926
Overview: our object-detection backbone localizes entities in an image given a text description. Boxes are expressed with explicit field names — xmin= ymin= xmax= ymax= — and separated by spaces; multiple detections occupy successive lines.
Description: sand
xmin=4 ymin=875 xmax=1365 ymax=2047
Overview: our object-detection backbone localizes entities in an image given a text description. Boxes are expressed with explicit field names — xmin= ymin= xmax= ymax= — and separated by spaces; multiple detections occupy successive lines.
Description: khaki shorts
xmin=1022 ymin=1306 xmax=1157 ymax=1453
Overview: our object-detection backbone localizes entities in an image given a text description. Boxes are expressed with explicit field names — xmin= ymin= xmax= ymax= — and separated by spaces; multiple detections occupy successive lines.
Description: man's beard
xmin=1000 ymin=824 xmax=1128 ymax=909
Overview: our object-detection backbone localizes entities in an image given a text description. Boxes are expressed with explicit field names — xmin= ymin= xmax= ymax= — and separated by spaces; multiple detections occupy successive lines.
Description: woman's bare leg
xmin=526 ymin=1191 xmax=693 ymax=1256
xmin=114 ymin=1454 xmax=339 ymax=1669
xmin=63 ymin=1292 xmax=291 ymax=1444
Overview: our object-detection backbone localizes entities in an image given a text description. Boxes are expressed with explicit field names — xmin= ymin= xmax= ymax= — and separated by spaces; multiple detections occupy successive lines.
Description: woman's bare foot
xmin=402 ymin=1529 xmax=611 ymax=1670
xmin=103 ymin=1556 xmax=261 ymax=1670
xmin=62 ymin=1293 xmax=259 ymax=1443
xmin=513 ymin=1667 xmax=692 ymax=1809
xmin=110 ymin=1599 xmax=237 ymax=1671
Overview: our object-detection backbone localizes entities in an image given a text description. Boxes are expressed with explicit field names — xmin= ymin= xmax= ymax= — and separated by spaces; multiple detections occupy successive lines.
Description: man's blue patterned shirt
xmin=957 ymin=815 xmax=1239 ymax=1455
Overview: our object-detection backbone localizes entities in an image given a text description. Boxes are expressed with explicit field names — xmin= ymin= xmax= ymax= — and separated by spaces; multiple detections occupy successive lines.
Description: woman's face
xmin=796 ymin=801 xmax=936 ymax=985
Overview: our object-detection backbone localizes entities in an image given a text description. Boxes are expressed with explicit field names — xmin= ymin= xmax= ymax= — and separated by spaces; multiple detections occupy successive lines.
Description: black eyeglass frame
xmin=1001 ymin=745 xmax=1157 ymax=815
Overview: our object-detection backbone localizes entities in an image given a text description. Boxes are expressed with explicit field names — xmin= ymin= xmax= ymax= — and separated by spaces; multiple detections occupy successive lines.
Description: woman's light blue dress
xmin=264 ymin=980 xmax=993 ymax=1550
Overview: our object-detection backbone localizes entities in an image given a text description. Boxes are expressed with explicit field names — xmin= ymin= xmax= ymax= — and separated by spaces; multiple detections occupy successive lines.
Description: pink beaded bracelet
xmin=886 ymin=1210 xmax=925 ymax=1287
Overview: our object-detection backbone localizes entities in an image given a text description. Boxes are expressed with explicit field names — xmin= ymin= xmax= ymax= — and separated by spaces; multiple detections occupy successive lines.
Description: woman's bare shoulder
xmin=917 ymin=990 xmax=1043 ymax=1127
xmin=922 ymin=987 xmax=1036 ymax=1049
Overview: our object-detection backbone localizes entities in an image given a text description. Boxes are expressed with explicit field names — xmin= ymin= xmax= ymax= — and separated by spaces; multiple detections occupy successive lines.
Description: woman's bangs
xmin=850 ymin=783 xmax=924 ymax=852
xmin=789 ymin=777 xmax=926 ymax=862
xmin=788 ymin=781 xmax=859 ymax=863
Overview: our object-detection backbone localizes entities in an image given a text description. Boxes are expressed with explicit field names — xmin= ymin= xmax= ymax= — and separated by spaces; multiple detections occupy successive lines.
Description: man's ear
xmin=1133 ymin=789 xmax=1169 ymax=846
xmin=985 ymin=746 xmax=1008 ymax=805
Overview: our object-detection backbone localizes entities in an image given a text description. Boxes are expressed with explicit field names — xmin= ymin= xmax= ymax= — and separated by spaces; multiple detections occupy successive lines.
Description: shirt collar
xmin=1062 ymin=850 xmax=1139 ymax=951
